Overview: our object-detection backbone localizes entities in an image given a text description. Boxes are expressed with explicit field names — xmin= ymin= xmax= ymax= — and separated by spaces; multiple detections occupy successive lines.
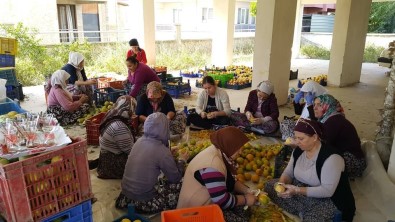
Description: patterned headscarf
xmin=146 ymin=81 xmax=165 ymax=111
xmin=99 ymin=95 xmax=137 ymax=135
xmin=210 ymin=126 xmax=249 ymax=174
xmin=316 ymin=94 xmax=344 ymax=123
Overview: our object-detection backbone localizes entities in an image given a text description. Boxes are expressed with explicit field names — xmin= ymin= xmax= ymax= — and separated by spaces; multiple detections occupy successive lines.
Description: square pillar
xmin=252 ymin=0 xmax=297 ymax=105
xmin=211 ymin=0 xmax=236 ymax=67
xmin=328 ymin=0 xmax=372 ymax=87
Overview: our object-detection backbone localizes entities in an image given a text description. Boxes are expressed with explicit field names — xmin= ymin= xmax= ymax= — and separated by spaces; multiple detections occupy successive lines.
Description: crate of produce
xmin=161 ymin=204 xmax=225 ymax=222
xmin=0 ymin=37 xmax=17 ymax=55
xmin=93 ymin=87 xmax=128 ymax=106
xmin=0 ymin=67 xmax=18 ymax=86
xmin=113 ymin=204 xmax=149 ymax=222
xmin=207 ymin=73 xmax=234 ymax=87
xmin=97 ymin=77 xmax=124 ymax=90
xmin=179 ymin=71 xmax=203 ymax=78
xmin=0 ymin=138 xmax=92 ymax=222
xmin=205 ymin=65 xmax=226 ymax=72
xmin=42 ymin=200 xmax=92 ymax=222
xmin=85 ymin=112 xmax=106 ymax=146
xmin=166 ymin=80 xmax=192 ymax=99
xmin=6 ymin=83 xmax=24 ymax=101
xmin=0 ymin=97 xmax=27 ymax=115
xmin=224 ymin=82 xmax=251 ymax=90
xmin=0 ymin=54 xmax=15 ymax=67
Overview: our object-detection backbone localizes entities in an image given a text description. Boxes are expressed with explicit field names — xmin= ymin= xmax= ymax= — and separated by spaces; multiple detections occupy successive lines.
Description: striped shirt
xmin=195 ymin=168 xmax=236 ymax=209
xmin=99 ymin=120 xmax=134 ymax=154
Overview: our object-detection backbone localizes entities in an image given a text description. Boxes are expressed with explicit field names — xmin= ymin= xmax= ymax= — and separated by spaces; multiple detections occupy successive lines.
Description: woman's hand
xmin=245 ymin=193 xmax=258 ymax=206
xmin=87 ymin=79 xmax=97 ymax=85
xmin=245 ymin=111 xmax=252 ymax=120
xmin=277 ymin=184 xmax=299 ymax=198
xmin=79 ymin=94 xmax=89 ymax=104
xmin=178 ymin=149 xmax=189 ymax=162
xmin=207 ymin=112 xmax=216 ymax=119
xmin=251 ymin=117 xmax=263 ymax=125
xmin=200 ymin=112 xmax=207 ymax=119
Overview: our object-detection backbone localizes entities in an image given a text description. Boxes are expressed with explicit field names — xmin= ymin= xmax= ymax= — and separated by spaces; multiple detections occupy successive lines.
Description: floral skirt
xmin=264 ymin=179 xmax=337 ymax=222
xmin=222 ymin=206 xmax=250 ymax=222
xmin=343 ymin=152 xmax=367 ymax=179
xmin=169 ymin=111 xmax=186 ymax=135
xmin=97 ymin=150 xmax=129 ymax=179
xmin=115 ymin=180 xmax=182 ymax=214
xmin=47 ymin=104 xmax=90 ymax=126
xmin=229 ymin=112 xmax=279 ymax=134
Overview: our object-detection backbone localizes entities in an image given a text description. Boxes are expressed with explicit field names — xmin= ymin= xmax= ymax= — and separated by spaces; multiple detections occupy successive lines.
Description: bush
xmin=364 ymin=44 xmax=384 ymax=63
xmin=300 ymin=45 xmax=331 ymax=60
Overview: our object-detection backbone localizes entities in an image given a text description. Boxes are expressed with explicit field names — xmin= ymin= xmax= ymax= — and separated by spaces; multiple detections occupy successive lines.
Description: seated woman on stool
xmin=135 ymin=81 xmax=186 ymax=137
xmin=46 ymin=70 xmax=90 ymax=126
xmin=187 ymin=76 xmax=231 ymax=130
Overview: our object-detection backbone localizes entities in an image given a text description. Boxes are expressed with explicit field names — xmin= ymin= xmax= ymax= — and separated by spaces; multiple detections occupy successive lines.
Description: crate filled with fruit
xmin=298 ymin=74 xmax=328 ymax=88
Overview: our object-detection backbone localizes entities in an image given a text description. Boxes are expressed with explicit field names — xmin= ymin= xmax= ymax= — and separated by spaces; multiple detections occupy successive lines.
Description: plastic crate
xmin=97 ymin=78 xmax=124 ymax=90
xmin=179 ymin=71 xmax=203 ymax=78
xmin=93 ymin=87 xmax=128 ymax=106
xmin=165 ymin=80 xmax=191 ymax=99
xmin=0 ymin=54 xmax=15 ymax=67
xmin=42 ymin=200 xmax=92 ymax=222
xmin=161 ymin=204 xmax=225 ymax=222
xmin=0 ymin=138 xmax=92 ymax=222
xmin=113 ymin=204 xmax=149 ymax=222
xmin=0 ymin=37 xmax=17 ymax=55
xmin=0 ymin=97 xmax=27 ymax=115
xmin=224 ymin=82 xmax=251 ymax=90
xmin=0 ymin=67 xmax=18 ymax=86
xmin=6 ymin=83 xmax=24 ymax=100
xmin=85 ymin=112 xmax=106 ymax=146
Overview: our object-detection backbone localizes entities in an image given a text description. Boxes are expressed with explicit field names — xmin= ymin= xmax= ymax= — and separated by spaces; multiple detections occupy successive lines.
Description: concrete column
xmin=129 ymin=0 xmax=156 ymax=65
xmin=328 ymin=0 xmax=372 ymax=87
xmin=252 ymin=0 xmax=297 ymax=105
xmin=211 ymin=0 xmax=235 ymax=67
xmin=292 ymin=0 xmax=303 ymax=59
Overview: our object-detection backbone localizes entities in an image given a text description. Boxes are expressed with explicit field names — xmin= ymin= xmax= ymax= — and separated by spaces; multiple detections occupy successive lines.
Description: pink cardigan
xmin=47 ymin=86 xmax=82 ymax=112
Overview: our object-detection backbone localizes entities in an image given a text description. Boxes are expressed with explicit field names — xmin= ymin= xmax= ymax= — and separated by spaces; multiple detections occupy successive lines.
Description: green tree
xmin=368 ymin=2 xmax=395 ymax=33
xmin=250 ymin=1 xmax=257 ymax=17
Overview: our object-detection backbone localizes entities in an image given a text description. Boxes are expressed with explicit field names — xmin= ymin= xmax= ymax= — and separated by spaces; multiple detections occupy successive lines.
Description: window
xmin=173 ymin=9 xmax=182 ymax=24
xmin=237 ymin=8 xmax=249 ymax=24
xmin=58 ymin=5 xmax=77 ymax=42
xmin=202 ymin=7 xmax=213 ymax=22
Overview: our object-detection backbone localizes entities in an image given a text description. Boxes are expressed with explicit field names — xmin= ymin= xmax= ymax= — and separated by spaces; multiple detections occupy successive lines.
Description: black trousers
xmin=187 ymin=113 xmax=229 ymax=129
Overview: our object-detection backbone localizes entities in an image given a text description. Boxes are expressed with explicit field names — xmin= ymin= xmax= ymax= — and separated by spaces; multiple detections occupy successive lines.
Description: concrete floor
xmin=18 ymin=59 xmax=395 ymax=221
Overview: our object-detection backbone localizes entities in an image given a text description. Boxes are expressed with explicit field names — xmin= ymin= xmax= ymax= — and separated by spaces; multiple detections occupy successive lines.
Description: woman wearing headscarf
xmin=313 ymin=94 xmax=366 ymax=179
xmin=115 ymin=112 xmax=188 ymax=214
xmin=243 ymin=80 xmax=279 ymax=134
xmin=93 ymin=95 xmax=137 ymax=179
xmin=46 ymin=70 xmax=90 ymax=125
xmin=265 ymin=118 xmax=356 ymax=222
xmin=135 ymin=81 xmax=186 ymax=136
xmin=126 ymin=38 xmax=147 ymax=64
xmin=62 ymin=52 xmax=97 ymax=99
xmin=177 ymin=126 xmax=258 ymax=222
xmin=187 ymin=76 xmax=232 ymax=130
xmin=124 ymin=56 xmax=160 ymax=98
xmin=293 ymin=80 xmax=328 ymax=120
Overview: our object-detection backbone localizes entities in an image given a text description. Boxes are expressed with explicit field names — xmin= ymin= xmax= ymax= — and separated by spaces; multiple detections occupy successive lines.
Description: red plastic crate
xmin=85 ymin=112 xmax=106 ymax=146
xmin=0 ymin=138 xmax=92 ymax=222
xmin=97 ymin=78 xmax=124 ymax=90
xmin=161 ymin=204 xmax=225 ymax=222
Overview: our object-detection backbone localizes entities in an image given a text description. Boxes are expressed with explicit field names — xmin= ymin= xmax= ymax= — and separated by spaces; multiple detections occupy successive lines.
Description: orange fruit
xmin=256 ymin=182 xmax=264 ymax=190
xmin=236 ymin=167 xmax=244 ymax=174
xmin=252 ymin=164 xmax=259 ymax=171
xmin=245 ymin=163 xmax=252 ymax=171
xmin=236 ymin=157 xmax=244 ymax=164
xmin=246 ymin=154 xmax=254 ymax=161
xmin=255 ymin=169 xmax=263 ymax=176
xmin=251 ymin=174 xmax=260 ymax=183
xmin=267 ymin=151 xmax=274 ymax=160
xmin=263 ymin=169 xmax=270 ymax=177
xmin=236 ymin=174 xmax=245 ymax=182
xmin=244 ymin=173 xmax=252 ymax=181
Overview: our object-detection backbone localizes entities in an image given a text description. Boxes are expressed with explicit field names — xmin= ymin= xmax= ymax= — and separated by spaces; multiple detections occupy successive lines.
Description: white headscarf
xmin=51 ymin=70 xmax=73 ymax=99
xmin=300 ymin=80 xmax=328 ymax=119
xmin=68 ymin=52 xmax=85 ymax=82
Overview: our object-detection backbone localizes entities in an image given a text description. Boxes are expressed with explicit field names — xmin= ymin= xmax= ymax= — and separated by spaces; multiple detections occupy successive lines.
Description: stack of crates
xmin=0 ymin=138 xmax=93 ymax=221
xmin=0 ymin=37 xmax=23 ymax=100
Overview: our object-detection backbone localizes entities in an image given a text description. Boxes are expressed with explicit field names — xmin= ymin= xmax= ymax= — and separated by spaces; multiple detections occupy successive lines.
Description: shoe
xmin=88 ymin=159 xmax=99 ymax=170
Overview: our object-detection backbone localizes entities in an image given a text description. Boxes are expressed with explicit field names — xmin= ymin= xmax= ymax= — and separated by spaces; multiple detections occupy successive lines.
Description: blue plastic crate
xmin=42 ymin=200 xmax=92 ymax=222
xmin=0 ymin=54 xmax=15 ymax=67
xmin=0 ymin=97 xmax=27 ymax=115
xmin=165 ymin=80 xmax=191 ymax=98
xmin=0 ymin=68 xmax=17 ymax=86
xmin=93 ymin=87 xmax=128 ymax=106
xmin=113 ymin=204 xmax=149 ymax=222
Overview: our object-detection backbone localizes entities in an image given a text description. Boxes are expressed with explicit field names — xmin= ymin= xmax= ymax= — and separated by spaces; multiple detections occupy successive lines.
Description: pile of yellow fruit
xmin=120 ymin=219 xmax=141 ymax=222
xmin=0 ymin=111 xmax=19 ymax=122
xmin=299 ymin=74 xmax=328 ymax=86
xmin=77 ymin=101 xmax=113 ymax=125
